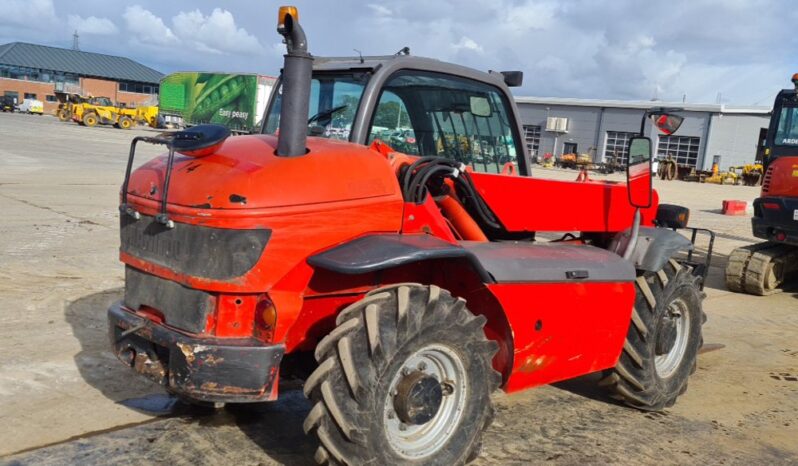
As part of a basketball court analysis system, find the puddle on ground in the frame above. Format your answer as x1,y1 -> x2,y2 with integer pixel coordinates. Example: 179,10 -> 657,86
118,393 -> 180,415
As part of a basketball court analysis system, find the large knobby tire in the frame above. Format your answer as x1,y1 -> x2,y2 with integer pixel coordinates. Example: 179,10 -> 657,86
118,116 -> 133,129
83,112 -> 98,127
601,259 -> 705,411
303,284 -> 500,465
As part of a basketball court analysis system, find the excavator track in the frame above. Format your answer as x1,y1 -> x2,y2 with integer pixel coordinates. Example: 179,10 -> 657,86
726,242 -> 798,295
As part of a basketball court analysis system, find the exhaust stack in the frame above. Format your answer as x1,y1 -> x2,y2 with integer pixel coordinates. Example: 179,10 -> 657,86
276,6 -> 312,157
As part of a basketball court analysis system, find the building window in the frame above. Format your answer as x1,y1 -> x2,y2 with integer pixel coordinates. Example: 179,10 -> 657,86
24,93 -> 37,100
523,125 -> 541,157
658,135 -> 701,167
563,142 -> 578,154
604,131 -> 637,164
119,81 -> 159,94
46,95 -> 57,102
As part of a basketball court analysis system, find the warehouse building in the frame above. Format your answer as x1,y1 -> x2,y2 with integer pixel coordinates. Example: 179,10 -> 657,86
514,97 -> 771,170
0,42 -> 162,114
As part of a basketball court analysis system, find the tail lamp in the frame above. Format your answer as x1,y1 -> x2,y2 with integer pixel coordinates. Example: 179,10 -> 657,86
257,297 -> 278,332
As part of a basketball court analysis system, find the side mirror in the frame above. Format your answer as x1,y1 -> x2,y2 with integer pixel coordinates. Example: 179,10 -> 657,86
500,71 -> 524,87
650,112 -> 684,135
627,136 -> 653,208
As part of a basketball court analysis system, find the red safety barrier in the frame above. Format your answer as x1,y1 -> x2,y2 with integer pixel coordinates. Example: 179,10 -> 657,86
722,200 -> 747,216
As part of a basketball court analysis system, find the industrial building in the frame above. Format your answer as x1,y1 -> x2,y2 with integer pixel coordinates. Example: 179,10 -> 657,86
514,97 -> 771,170
0,42 -> 162,114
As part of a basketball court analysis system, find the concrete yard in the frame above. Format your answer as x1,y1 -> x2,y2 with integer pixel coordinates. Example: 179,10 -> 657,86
1,113 -> 796,465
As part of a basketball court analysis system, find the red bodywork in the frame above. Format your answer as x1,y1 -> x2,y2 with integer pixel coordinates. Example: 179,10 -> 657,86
121,134 -> 656,395
762,156 -> 798,198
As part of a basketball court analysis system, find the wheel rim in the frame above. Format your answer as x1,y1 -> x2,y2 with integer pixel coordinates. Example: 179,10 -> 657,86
383,344 -> 467,459
655,298 -> 690,378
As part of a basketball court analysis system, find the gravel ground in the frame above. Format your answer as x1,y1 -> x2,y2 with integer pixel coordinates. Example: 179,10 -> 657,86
1,113 -> 796,465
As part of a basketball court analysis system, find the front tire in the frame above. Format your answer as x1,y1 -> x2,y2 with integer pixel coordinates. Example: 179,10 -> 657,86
601,260 -> 704,410
303,284 -> 500,465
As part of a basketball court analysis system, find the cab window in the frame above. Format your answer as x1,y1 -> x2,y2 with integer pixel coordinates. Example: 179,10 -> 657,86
264,73 -> 368,141
368,71 -> 520,173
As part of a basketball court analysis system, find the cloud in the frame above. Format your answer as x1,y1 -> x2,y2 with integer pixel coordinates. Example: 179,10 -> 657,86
67,15 -> 118,35
0,0 -> 57,27
504,1 -> 559,32
172,8 -> 262,55
120,6 -> 261,56
123,5 -> 178,46
367,4 -> 393,17
452,36 -> 483,54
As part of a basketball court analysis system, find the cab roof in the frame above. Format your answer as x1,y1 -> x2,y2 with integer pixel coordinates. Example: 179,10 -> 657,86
311,54 -> 509,90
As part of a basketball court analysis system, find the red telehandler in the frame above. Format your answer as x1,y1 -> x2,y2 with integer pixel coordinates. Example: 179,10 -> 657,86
726,74 -> 798,295
109,7 -> 709,464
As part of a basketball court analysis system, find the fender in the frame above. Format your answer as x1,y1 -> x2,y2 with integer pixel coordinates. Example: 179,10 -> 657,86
613,226 -> 693,272
307,234 -> 494,283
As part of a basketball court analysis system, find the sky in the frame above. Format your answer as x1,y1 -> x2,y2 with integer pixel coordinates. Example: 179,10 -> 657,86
1,0 -> 796,106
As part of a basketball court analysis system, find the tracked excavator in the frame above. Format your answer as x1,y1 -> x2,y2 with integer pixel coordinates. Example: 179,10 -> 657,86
726,74 -> 798,295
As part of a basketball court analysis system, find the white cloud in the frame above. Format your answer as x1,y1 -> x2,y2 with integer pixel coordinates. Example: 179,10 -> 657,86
452,36 -> 483,54
119,6 -> 261,56
172,8 -> 262,55
123,5 -> 178,46
504,1 -> 559,32
367,4 -> 393,17
67,15 -> 118,35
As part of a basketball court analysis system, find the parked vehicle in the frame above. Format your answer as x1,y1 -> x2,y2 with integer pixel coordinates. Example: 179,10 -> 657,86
1,95 -> 16,112
17,98 -> 43,115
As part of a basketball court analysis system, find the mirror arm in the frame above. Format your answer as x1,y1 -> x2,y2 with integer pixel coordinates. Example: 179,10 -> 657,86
623,208 -> 641,260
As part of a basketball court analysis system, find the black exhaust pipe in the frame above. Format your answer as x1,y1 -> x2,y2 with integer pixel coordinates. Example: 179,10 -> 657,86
276,9 -> 312,157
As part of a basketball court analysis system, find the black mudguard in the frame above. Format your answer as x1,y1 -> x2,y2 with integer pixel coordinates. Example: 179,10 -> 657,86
614,227 -> 694,272
307,234 -> 493,282
309,234 -> 635,284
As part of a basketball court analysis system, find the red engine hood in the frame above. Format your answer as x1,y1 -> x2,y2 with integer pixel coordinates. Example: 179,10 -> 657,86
126,134 -> 402,211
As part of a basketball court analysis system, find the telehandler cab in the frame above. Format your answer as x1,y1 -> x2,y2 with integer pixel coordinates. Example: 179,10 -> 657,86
109,6 -> 708,464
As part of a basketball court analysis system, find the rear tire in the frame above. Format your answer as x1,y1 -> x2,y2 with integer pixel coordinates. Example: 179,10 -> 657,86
601,260 -> 704,410
303,284 -> 500,465
118,116 -> 133,129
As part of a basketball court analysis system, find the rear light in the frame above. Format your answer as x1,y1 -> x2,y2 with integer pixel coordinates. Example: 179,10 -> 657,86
775,231 -> 787,242
762,202 -> 781,210
255,296 -> 277,341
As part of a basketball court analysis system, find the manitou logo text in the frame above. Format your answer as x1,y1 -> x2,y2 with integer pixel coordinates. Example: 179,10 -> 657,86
123,230 -> 186,259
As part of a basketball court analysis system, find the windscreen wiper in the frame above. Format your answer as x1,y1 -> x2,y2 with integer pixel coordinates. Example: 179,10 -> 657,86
307,104 -> 348,125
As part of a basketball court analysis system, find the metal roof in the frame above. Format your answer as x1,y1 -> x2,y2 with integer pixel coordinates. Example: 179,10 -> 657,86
0,42 -> 163,84
514,96 -> 771,115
